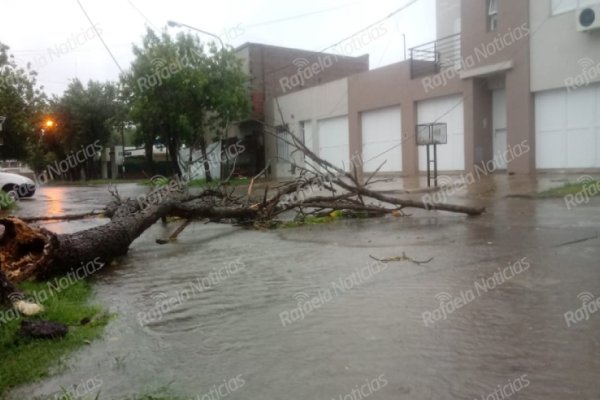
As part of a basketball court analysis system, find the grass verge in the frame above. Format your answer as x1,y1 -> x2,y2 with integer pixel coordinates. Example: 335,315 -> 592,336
537,179 -> 600,198
140,176 -> 249,188
188,177 -> 249,187
0,280 -> 109,396
0,192 -> 17,211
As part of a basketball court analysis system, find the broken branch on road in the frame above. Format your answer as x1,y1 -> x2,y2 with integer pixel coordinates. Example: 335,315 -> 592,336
0,130 -> 483,312
369,253 -> 434,265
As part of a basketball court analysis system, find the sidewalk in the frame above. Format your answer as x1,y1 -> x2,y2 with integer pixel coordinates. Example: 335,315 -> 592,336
336,172 -> 600,200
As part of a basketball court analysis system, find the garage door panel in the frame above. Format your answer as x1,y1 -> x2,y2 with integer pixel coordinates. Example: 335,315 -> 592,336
536,84 -> 600,169
363,141 -> 402,172
567,87 -> 595,128
319,121 -> 348,147
596,86 -> 600,125
567,129 -> 596,168
597,127 -> 600,166
449,135 -> 465,169
536,129 -> 566,169
317,116 -> 349,171
418,95 -> 465,171
361,107 -> 402,172
319,147 -> 346,170
421,132 -> 464,171
536,90 -> 565,132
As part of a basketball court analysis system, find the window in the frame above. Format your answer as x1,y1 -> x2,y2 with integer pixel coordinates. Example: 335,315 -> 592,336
552,0 -> 599,15
488,0 -> 498,31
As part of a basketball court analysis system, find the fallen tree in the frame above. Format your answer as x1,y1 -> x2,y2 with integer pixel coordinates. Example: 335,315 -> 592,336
0,126 -> 485,311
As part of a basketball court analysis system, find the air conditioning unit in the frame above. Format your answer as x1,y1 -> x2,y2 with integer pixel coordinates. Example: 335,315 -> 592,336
577,4 -> 600,32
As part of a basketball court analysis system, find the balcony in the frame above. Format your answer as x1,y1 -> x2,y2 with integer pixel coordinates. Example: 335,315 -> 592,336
409,33 -> 461,79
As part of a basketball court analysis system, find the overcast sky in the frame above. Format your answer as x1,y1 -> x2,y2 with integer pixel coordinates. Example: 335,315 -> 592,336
1,0 -> 435,96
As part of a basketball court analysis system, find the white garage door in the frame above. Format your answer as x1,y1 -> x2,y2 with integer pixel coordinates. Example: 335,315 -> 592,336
361,106 -> 403,172
536,84 -> 600,169
317,116 -> 350,171
417,95 -> 465,171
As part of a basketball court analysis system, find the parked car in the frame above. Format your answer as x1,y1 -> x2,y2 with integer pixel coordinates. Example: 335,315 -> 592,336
0,172 -> 36,198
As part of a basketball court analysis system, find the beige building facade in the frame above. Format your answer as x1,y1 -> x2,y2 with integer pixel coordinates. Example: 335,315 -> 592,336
267,0 -> 600,178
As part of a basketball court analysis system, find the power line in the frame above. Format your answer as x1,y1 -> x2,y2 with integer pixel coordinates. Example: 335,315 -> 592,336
320,0 -> 419,54
271,0 -> 421,168
274,1 -> 564,173
366,1 -> 567,170
75,0 -> 123,73
263,0 -> 421,78
127,0 -> 160,32
245,1 -> 368,29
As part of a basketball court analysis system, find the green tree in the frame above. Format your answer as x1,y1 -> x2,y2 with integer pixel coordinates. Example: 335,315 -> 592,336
50,79 -> 122,179
0,42 -> 46,162
122,28 -> 250,179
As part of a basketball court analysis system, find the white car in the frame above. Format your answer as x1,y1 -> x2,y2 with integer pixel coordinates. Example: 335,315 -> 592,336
0,172 -> 36,198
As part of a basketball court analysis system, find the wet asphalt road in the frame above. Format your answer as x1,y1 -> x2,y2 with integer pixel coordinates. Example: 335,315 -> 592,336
4,176 -> 600,400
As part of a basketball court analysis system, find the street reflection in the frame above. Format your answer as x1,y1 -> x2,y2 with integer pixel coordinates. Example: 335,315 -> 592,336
42,186 -> 66,216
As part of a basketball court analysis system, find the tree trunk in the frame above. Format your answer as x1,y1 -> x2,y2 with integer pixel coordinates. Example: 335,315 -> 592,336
0,194 -> 258,288
0,136 -> 486,307
199,136 -> 213,182
0,203 -> 165,284
167,136 -> 181,176
187,142 -> 193,179
144,138 -> 154,174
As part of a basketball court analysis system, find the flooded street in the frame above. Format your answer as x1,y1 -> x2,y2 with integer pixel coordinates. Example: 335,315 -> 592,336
5,177 -> 600,399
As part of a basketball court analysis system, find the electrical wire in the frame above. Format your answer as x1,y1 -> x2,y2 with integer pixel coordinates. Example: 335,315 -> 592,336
75,0 -> 123,73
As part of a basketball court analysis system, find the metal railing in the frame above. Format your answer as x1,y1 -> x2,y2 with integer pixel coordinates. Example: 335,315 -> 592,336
409,33 -> 461,79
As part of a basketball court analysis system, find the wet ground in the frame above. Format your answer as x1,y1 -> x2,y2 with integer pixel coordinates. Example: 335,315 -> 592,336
4,174 -> 600,399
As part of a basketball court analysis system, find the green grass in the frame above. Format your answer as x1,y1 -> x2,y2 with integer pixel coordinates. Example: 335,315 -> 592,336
282,210 -> 345,228
281,209 -> 378,228
31,391 -> 185,400
0,280 -> 109,396
537,179 -> 600,198
117,394 -> 185,400
141,176 -> 250,188
48,392 -> 185,400
0,192 -> 17,210
188,177 -> 249,187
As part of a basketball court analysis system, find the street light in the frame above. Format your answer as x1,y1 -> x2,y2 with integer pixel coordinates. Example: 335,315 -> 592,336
167,20 -> 225,49
39,117 -> 58,136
